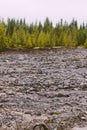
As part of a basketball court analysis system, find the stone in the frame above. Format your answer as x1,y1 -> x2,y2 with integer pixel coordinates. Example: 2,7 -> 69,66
72,127 -> 87,130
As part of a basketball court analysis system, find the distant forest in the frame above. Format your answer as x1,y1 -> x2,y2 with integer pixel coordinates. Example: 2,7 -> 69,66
0,18 -> 87,51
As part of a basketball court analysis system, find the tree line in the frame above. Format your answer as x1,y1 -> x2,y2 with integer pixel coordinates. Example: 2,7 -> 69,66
0,18 -> 87,51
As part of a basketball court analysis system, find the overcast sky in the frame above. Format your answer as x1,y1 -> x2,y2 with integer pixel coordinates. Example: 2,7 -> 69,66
0,0 -> 87,25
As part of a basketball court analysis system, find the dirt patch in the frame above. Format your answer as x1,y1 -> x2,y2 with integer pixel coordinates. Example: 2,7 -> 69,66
0,48 -> 87,130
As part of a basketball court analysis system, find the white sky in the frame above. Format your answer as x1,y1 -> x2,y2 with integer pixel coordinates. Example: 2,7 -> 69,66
0,0 -> 87,25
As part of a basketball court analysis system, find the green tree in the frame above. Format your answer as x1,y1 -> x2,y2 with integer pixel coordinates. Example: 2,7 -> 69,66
11,26 -> 26,48
62,32 -> 73,47
26,33 -> 32,48
43,18 -> 52,33
0,21 -> 8,50
37,31 -> 45,48
51,33 -> 56,47
84,39 -> 87,47
11,27 -> 19,48
6,18 -> 16,36
44,32 -> 50,47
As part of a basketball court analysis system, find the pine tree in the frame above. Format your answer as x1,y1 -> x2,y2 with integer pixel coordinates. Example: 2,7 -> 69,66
84,39 -> 87,47
37,31 -> 45,48
26,33 -> 32,48
11,27 -> 19,48
44,32 -> 50,47
0,21 -> 8,50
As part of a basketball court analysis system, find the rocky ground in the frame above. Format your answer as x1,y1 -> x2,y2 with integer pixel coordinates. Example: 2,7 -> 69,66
0,48 -> 87,130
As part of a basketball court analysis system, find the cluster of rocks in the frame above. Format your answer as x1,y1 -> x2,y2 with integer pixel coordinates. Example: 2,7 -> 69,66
0,48 -> 87,130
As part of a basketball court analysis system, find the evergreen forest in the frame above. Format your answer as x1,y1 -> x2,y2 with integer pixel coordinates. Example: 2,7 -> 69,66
0,18 -> 87,51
